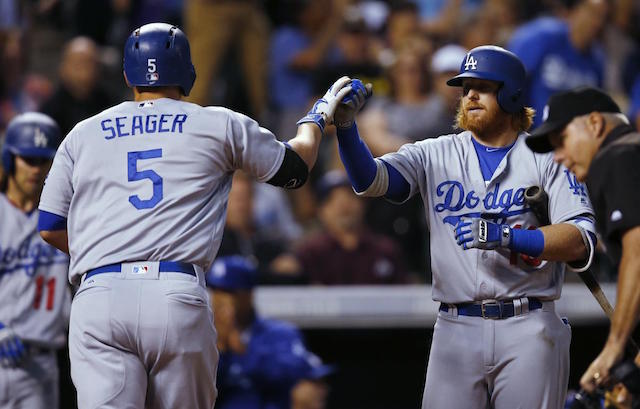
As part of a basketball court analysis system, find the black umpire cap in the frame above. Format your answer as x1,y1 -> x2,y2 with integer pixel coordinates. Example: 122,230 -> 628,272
526,87 -> 621,153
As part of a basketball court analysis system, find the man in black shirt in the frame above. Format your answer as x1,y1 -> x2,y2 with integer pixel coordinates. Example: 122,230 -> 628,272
526,87 -> 640,395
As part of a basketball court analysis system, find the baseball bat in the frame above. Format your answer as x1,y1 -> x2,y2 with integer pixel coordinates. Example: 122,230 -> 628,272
524,186 -> 640,356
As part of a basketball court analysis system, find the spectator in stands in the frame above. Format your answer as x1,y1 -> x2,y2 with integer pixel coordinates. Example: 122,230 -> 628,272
430,43 -> 467,127
358,39 -> 463,155
314,5 -> 383,98
206,256 -> 324,409
296,171 -> 408,285
184,0 -> 269,118
40,36 -> 116,135
268,0 -> 349,138
508,0 -> 608,128
218,171 -> 303,284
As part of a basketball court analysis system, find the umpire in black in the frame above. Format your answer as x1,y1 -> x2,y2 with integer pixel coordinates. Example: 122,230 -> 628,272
526,86 -> 640,395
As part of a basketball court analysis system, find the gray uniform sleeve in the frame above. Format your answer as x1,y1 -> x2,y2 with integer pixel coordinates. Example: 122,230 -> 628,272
379,141 -> 429,203
227,110 -> 286,182
541,154 -> 596,271
541,154 -> 593,223
39,132 -> 75,218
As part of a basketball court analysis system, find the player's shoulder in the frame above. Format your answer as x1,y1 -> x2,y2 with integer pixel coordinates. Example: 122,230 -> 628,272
510,17 -> 566,46
594,132 -> 640,170
65,101 -> 133,138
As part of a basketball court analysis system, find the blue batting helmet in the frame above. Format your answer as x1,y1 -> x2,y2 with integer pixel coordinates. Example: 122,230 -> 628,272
446,45 -> 526,113
123,23 -> 196,96
205,256 -> 258,291
2,112 -> 61,174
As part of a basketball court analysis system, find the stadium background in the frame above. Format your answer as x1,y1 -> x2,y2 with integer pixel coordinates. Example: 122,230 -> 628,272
1,0 -> 639,408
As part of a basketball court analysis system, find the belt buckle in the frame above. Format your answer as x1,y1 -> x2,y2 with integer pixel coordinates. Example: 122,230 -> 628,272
481,299 -> 502,319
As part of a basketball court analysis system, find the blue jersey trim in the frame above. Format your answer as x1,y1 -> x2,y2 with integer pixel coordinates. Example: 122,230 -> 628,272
38,210 -> 67,231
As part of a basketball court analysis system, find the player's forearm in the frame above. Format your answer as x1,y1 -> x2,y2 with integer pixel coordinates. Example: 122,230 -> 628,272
39,230 -> 69,254
607,228 -> 640,349
538,223 -> 587,261
288,123 -> 323,170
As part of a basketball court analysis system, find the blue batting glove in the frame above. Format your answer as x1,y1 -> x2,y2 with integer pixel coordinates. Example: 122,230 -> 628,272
297,76 -> 354,134
334,79 -> 373,129
0,322 -> 26,368
454,217 -> 512,250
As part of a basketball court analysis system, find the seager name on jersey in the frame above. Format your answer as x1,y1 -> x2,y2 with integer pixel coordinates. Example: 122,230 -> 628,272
101,114 -> 188,140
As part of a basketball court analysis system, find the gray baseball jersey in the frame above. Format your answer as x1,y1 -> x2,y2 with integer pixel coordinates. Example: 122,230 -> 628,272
39,98 -> 285,284
378,130 -> 595,409
0,194 -> 70,409
0,194 -> 70,347
38,98 -> 287,409
380,131 -> 595,303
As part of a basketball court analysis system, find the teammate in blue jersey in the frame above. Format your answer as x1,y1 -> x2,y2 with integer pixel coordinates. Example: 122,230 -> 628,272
206,256 -> 330,409
36,22 -> 353,409
507,0 -> 607,128
0,113 -> 70,409
334,46 -> 598,409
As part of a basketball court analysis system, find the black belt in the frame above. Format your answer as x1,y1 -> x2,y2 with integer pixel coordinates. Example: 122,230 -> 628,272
439,297 -> 543,319
85,261 -> 196,280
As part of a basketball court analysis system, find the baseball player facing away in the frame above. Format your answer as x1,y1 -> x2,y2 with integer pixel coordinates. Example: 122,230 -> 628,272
334,46 -> 597,409
0,113 -> 70,409
37,23 -> 354,409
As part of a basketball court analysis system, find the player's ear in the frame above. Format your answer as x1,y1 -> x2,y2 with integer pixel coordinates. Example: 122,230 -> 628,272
587,112 -> 606,140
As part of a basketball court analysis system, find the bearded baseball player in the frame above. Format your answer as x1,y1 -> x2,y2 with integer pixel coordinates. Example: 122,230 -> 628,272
37,23 -> 353,409
335,46 -> 597,408
0,113 -> 70,409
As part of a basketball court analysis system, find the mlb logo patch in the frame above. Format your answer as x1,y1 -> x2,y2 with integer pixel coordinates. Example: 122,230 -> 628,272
132,265 -> 149,274
146,72 -> 159,82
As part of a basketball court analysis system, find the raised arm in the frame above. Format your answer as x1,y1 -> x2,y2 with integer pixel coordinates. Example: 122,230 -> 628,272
333,80 -> 410,202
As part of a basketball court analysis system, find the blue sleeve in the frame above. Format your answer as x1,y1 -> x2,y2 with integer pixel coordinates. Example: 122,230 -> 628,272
38,210 -> 67,231
336,123 -> 410,201
336,123 -> 377,192
382,160 -> 411,202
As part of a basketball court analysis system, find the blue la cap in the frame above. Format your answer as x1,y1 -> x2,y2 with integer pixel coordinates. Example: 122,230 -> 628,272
205,256 -> 258,291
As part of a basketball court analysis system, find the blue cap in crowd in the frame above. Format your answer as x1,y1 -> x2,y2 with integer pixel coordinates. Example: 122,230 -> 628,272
205,256 -> 258,291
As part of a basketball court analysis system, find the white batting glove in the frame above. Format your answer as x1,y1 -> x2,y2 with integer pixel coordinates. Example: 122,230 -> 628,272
455,217 -> 511,250
334,79 -> 373,129
297,76 -> 354,134
0,322 -> 27,368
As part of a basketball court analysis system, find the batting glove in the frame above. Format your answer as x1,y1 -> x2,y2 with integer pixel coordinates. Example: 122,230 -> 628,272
455,217 -> 511,250
334,79 -> 373,129
0,322 -> 26,368
297,76 -> 354,134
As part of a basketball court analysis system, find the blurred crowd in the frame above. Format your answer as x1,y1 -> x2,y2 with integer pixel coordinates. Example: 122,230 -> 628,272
1,0 -> 639,285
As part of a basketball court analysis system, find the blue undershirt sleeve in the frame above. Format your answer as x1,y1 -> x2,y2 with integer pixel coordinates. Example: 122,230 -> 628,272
336,123 -> 410,201
382,160 -> 411,202
38,210 -> 67,231
336,123 -> 377,192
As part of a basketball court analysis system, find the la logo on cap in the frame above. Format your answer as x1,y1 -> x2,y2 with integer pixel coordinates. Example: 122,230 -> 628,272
542,105 -> 550,122
464,54 -> 478,71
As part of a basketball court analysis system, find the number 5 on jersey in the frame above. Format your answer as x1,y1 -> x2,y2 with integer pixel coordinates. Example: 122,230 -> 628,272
128,149 -> 163,209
